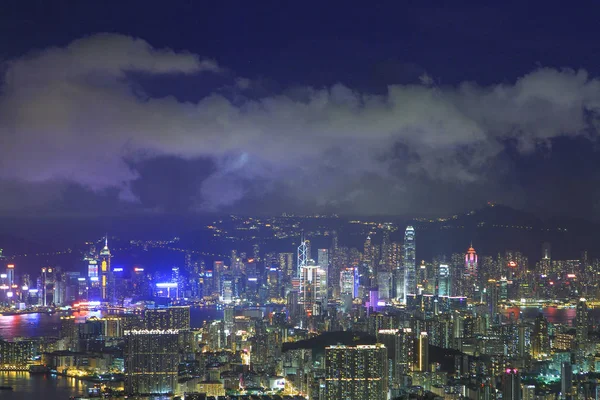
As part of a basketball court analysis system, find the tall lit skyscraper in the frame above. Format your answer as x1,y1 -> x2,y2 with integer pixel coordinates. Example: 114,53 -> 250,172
437,264 -> 450,297
6,264 -> 14,286
377,271 -> 392,300
378,328 -> 414,389
502,368 -> 521,400
99,237 -> 112,302
403,226 -> 416,302
124,329 -> 180,395
465,244 -> 478,278
325,344 -> 388,400
576,298 -> 589,343
297,233 -> 308,278
416,332 -> 429,372
363,236 -> 373,272
278,252 -> 294,281
317,247 -> 329,266
300,264 -> 327,315
561,362 -> 573,400
340,267 -> 359,298
381,228 -> 391,271
531,314 -> 550,359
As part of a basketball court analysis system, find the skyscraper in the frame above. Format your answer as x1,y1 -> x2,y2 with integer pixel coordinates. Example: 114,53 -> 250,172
437,264 -> 450,297
363,236 -> 373,273
297,233 -> 308,278
502,368 -> 521,400
576,298 -> 589,343
416,332 -> 429,372
377,271 -> 392,300
145,306 -> 191,330
561,362 -> 573,400
318,249 -> 330,272
124,329 -> 180,395
325,344 -> 388,400
403,226 -> 416,302
300,264 -> 327,315
99,237 -> 112,302
340,267 -> 359,298
377,329 -> 414,389
531,314 -> 550,359
465,244 -> 478,278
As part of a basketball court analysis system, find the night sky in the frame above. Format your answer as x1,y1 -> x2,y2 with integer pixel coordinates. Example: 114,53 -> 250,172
1,1 -> 600,218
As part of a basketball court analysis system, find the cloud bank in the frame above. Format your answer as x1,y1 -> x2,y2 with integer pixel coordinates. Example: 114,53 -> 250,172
1,34 -> 599,216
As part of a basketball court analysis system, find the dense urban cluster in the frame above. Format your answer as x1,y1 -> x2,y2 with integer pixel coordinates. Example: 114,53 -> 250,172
0,224 -> 598,400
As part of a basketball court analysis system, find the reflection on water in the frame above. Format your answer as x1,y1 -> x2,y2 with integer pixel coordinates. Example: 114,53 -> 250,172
0,371 -> 87,400
0,307 -> 225,397
0,307 -> 223,341
503,306 -> 598,326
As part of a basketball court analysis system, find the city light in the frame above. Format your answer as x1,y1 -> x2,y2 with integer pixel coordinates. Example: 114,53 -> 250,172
156,282 -> 178,288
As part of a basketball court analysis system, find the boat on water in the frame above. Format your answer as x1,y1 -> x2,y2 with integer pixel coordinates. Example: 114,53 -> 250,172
0,386 -> 14,390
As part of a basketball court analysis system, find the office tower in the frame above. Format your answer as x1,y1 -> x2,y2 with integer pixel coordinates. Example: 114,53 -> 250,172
6,264 -> 14,286
124,329 -> 180,395
576,298 -> 589,343
278,252 -> 294,281
417,261 -> 428,292
267,267 -> 281,299
465,244 -> 478,278
378,329 -> 414,388
381,228 -> 391,271
403,226 -> 416,302
145,306 -> 190,330
502,368 -> 521,400
437,264 -> 450,297
561,362 -> 573,400
340,267 -> 358,298
377,271 -> 392,300
85,246 -> 99,279
487,279 -> 499,322
330,231 -> 341,294
40,267 -> 55,307
531,314 -> 550,359
305,240 -> 312,262
132,267 -> 148,298
363,236 -> 374,272
416,332 -> 429,372
325,344 -> 388,400
394,267 -> 404,301
301,264 -> 326,315
99,237 -> 112,302
318,249 -> 330,272
297,233 -> 308,278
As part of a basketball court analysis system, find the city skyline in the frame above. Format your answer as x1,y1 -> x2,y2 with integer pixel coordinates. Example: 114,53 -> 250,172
2,2 -> 600,399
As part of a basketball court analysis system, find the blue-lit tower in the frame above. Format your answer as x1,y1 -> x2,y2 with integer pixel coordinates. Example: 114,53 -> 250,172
403,226 -> 416,303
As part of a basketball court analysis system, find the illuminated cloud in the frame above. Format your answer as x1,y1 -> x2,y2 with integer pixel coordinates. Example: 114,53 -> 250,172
0,34 -> 599,215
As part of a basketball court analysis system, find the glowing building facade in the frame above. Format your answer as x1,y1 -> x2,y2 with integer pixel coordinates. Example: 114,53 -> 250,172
403,226 -> 416,302
124,329 -> 180,395
325,344 -> 388,400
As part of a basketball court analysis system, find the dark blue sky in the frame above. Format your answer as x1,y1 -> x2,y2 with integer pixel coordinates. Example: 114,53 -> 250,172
3,1 -> 599,90
1,1 -> 600,219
